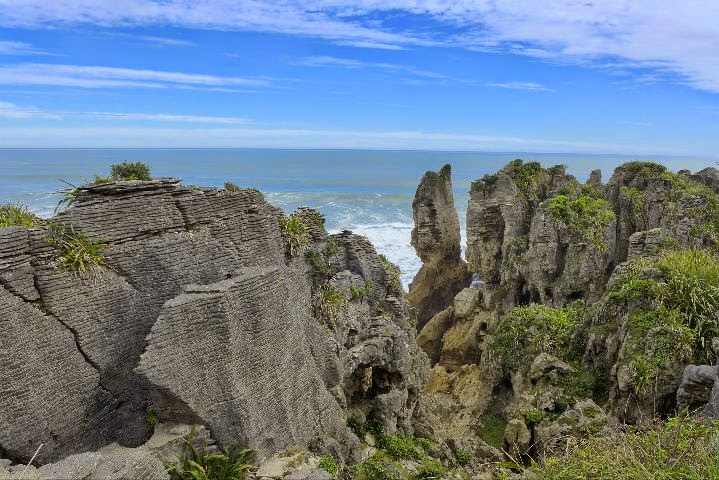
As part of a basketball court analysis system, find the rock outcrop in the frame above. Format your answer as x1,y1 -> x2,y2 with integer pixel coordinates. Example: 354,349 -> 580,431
413,160 -> 719,455
0,178 -> 429,468
407,165 -> 470,330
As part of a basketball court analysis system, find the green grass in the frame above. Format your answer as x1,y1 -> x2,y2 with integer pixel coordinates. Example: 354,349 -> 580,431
529,415 -> 719,479
350,282 -> 373,301
476,414 -> 507,450
45,223 -> 109,277
279,213 -> 310,257
548,193 -> 615,250
166,429 -> 254,480
491,303 -> 584,369
317,455 -> 339,477
0,204 -> 42,228
110,161 -> 152,181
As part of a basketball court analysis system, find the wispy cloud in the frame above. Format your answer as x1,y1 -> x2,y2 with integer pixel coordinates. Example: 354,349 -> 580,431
0,1 -> 715,92
0,125 -> 689,156
105,32 -> 197,47
298,55 -> 445,79
0,63 -> 270,90
486,82 -> 551,92
0,100 -> 60,119
0,40 -> 50,56
333,40 -> 405,50
0,100 -> 252,124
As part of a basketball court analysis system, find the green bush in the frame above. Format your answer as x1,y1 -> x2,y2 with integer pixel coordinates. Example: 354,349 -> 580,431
507,159 -> 544,202
279,214 -> 310,257
548,193 -> 615,250
529,415 -> 719,479
45,223 -> 109,278
110,161 -> 151,181
350,282 -> 373,301
317,455 -> 339,477
315,284 -> 346,322
167,429 -> 254,480
491,303 -> 584,369
521,408 -> 544,426
0,204 -> 42,228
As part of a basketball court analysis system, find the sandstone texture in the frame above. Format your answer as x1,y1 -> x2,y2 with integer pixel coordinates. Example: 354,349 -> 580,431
406,165 -> 470,330
0,178 -> 429,472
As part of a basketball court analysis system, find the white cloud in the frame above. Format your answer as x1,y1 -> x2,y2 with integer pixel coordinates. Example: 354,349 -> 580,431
80,111 -> 250,124
106,33 -> 196,47
0,100 -> 60,118
0,1 -> 715,92
486,82 -> 551,92
0,124 -> 691,156
0,63 -> 270,89
0,40 -> 49,55
298,55 -> 445,79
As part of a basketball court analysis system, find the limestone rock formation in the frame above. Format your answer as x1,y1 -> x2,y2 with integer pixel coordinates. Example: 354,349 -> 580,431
0,178 -> 429,469
407,165 -> 471,330
414,160 -> 719,454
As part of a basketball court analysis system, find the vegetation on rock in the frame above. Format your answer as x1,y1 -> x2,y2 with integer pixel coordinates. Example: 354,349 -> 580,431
279,213 -> 310,257
110,161 -> 152,181
45,223 -> 109,277
379,254 -> 402,291
167,429 -> 254,480
315,283 -> 346,322
491,302 -> 585,369
548,193 -> 615,250
0,204 -> 42,228
529,415 -> 719,479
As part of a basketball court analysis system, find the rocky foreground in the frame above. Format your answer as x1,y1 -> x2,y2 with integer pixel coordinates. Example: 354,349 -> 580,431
2,160 -> 719,479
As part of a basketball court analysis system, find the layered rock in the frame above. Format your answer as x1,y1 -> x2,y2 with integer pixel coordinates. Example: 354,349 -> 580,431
407,165 -> 470,330
0,178 -> 429,467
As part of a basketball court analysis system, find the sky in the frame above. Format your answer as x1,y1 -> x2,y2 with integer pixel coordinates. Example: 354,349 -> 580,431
0,0 -> 717,156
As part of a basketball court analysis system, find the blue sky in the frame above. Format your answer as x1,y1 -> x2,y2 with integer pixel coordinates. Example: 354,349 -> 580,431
0,1 -> 717,156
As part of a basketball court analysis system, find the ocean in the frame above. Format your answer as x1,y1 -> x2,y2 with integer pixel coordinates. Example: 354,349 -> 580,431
1,148 -> 714,287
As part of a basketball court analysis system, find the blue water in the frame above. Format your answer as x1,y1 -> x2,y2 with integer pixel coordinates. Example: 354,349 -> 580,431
1,148 -> 714,286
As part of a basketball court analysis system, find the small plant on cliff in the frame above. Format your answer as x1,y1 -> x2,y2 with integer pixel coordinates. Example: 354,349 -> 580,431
350,281 -> 373,301
0,204 -> 42,228
315,284 -> 346,322
167,429 -> 254,480
547,194 -> 615,250
45,223 -> 109,278
491,303 -> 584,369
528,415 -> 719,479
224,181 -> 241,192
379,254 -> 402,291
317,455 -> 339,477
110,161 -> 152,181
279,213 -> 310,257
93,175 -> 113,184
507,159 -> 544,202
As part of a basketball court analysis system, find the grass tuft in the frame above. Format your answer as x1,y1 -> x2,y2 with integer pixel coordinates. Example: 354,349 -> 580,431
0,204 -> 42,229
167,428 -> 254,480
279,213 -> 310,257
45,223 -> 109,278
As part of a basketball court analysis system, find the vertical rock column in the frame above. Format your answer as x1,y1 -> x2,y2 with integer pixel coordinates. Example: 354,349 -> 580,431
407,164 -> 471,330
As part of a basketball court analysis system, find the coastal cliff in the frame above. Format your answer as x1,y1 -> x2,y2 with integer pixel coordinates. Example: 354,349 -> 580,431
1,178 -> 429,478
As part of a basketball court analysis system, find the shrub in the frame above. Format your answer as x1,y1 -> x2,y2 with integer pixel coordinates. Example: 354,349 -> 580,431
317,455 -> 339,477
315,284 -> 346,322
93,175 -> 113,184
454,449 -> 473,467
529,415 -> 719,479
491,303 -> 584,369
521,408 -> 544,426
548,194 -> 615,250
305,238 -> 339,278
350,282 -> 373,301
110,161 -> 151,181
167,429 -> 254,480
45,223 -> 108,278
279,214 -> 310,257
0,204 -> 42,228
379,254 -> 402,291
507,159 -> 544,202
224,181 -> 241,192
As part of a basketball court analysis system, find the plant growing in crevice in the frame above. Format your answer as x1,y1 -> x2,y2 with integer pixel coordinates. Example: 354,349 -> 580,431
110,161 -> 152,181
620,186 -> 646,226
166,428 -> 254,480
45,222 -> 109,278
224,181 -> 241,192
279,213 -> 310,257
350,281 -> 373,301
315,284 -> 346,322
317,455 -> 339,477
379,254 -> 402,291
0,204 -> 42,229
305,238 -> 340,279
547,194 -> 615,250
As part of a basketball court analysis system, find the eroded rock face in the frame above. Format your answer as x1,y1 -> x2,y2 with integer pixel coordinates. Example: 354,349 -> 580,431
407,165 -> 471,330
0,179 -> 429,466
